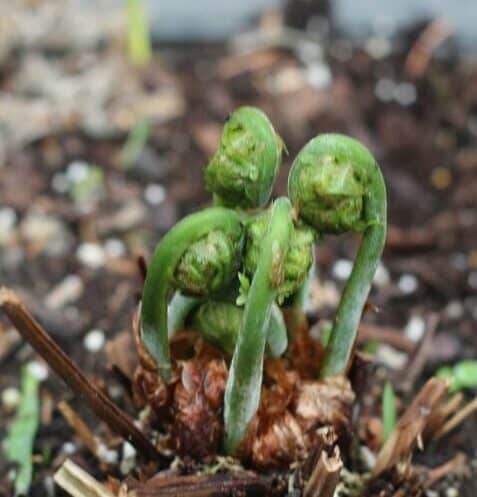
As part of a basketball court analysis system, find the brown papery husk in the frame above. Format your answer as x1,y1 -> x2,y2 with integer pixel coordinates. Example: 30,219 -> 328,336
132,310 -> 355,468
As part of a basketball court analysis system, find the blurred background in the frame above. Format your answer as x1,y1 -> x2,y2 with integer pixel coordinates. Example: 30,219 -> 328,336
0,1 -> 476,495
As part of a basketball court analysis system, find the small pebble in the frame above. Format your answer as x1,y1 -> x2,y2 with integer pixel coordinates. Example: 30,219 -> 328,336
296,40 -> 323,63
376,344 -> 408,370
51,172 -> 69,194
267,66 -> 305,94
332,259 -> 353,281
450,252 -> 468,271
468,249 -> 477,268
404,315 -> 426,342
83,329 -> 105,353
144,183 -> 166,206
43,475 -> 55,497
104,238 -> 126,258
305,62 -> 332,89
431,166 -> 452,190
45,274 -> 84,309
464,296 -> 477,321
20,212 -> 64,243
61,442 -> 76,455
76,242 -> 106,268
27,360 -> 49,381
2,247 -> 24,270
445,300 -> 464,320
375,78 -> 395,102
329,39 -> 353,62
468,271 -> 477,290
107,200 -> 146,232
394,82 -> 417,106
96,443 -> 118,464
109,385 -> 122,400
359,445 -> 376,470
0,208 -> 17,246
20,212 -> 72,256
373,262 -> 390,288
120,441 -> 137,475
1,387 -> 20,410
307,279 -> 339,313
398,273 -> 418,294
468,115 -> 477,136
365,36 -> 391,59
66,160 -> 89,183
122,441 -> 136,459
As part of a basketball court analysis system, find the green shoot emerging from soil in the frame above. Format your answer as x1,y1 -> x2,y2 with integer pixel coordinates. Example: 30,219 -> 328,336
4,365 -> 40,496
126,0 -> 152,66
382,381 -> 397,444
140,107 -> 387,455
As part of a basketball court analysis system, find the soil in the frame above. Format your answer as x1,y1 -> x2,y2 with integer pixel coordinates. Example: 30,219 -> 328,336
0,7 -> 476,497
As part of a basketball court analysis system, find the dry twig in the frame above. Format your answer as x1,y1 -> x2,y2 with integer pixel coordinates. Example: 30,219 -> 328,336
404,20 -> 454,79
358,324 -> 415,353
433,396 -> 477,440
373,377 -> 449,477
58,400 -> 99,456
425,392 -> 464,439
0,287 -> 159,461
397,313 -> 439,393
424,453 -> 467,488
386,225 -> 436,253
129,472 -> 274,497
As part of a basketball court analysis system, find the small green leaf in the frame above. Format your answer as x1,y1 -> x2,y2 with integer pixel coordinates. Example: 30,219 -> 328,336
236,272 -> 250,307
126,0 -> 152,66
363,339 -> 379,355
120,119 -> 151,169
319,322 -> 333,346
382,381 -> 396,444
437,360 -> 477,393
4,365 -> 41,496
454,360 -> 477,390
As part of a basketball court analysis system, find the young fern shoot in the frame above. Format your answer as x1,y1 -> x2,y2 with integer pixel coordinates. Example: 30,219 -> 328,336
139,109 -> 388,459
140,207 -> 243,381
189,300 -> 287,357
223,197 -> 293,455
205,106 -> 284,209
288,134 -> 387,377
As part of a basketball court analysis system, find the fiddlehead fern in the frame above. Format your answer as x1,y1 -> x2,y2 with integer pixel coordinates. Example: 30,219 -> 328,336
189,300 -> 287,357
205,106 -> 284,209
223,197 -> 293,455
141,207 -> 244,381
288,134 -> 387,377
243,211 -> 316,305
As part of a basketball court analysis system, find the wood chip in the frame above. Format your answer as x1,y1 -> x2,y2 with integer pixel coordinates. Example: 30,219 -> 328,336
54,458 -> 116,497
303,445 -> 343,497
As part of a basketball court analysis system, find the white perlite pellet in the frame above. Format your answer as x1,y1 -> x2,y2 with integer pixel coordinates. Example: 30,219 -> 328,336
83,329 -> 105,353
